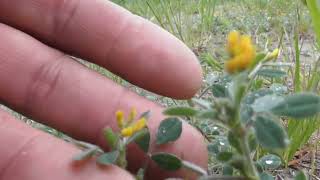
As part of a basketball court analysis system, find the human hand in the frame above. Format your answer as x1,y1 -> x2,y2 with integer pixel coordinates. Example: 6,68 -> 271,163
0,0 -> 207,179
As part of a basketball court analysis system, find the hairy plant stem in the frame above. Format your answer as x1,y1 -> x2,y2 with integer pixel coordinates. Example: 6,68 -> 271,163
118,140 -> 127,168
239,129 -> 259,180
231,78 -> 259,180
229,114 -> 259,179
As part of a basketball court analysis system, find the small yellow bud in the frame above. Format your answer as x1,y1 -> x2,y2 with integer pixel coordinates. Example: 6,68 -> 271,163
239,35 -> 252,52
128,107 -> 137,123
121,127 -> 134,137
269,48 -> 280,59
239,50 -> 255,69
132,118 -> 147,132
238,56 -> 250,70
116,110 -> 124,128
225,58 -> 239,74
227,31 -> 240,56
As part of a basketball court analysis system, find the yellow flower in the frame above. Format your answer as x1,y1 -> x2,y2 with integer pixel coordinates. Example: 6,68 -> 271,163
132,118 -> 147,132
225,31 -> 256,74
128,107 -> 137,123
227,31 -> 241,56
121,126 -> 134,137
115,108 -> 147,137
116,110 -> 124,128
225,57 -> 240,74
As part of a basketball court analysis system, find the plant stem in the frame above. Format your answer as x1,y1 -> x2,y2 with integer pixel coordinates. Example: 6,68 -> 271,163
230,73 -> 259,179
118,140 -> 127,168
248,62 -> 263,79
239,129 -> 259,180
182,160 -> 208,176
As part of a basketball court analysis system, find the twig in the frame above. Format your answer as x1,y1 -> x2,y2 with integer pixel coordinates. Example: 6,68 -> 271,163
199,86 -> 212,98
182,161 -> 208,176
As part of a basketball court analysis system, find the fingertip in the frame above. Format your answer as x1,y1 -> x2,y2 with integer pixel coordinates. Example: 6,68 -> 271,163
108,15 -> 203,99
171,50 -> 203,99
0,108 -> 135,180
142,20 -> 204,99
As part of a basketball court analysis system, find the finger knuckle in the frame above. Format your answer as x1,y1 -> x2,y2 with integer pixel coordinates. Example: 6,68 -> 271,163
24,54 -> 66,114
52,0 -> 80,39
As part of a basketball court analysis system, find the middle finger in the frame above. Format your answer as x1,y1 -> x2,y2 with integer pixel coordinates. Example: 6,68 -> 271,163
0,23 -> 208,178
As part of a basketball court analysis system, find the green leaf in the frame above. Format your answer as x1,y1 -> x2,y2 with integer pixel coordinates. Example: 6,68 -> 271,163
270,83 -> 288,95
222,165 -> 233,175
151,153 -> 182,171
251,53 -> 267,67
73,147 -> 99,161
241,89 -> 274,123
209,137 -> 230,154
156,118 -> 182,145
126,128 -> 150,153
192,98 -> 212,109
97,151 -> 119,165
211,84 -> 228,97
257,69 -> 287,78
251,95 -> 284,113
240,104 -> 254,124
216,152 -> 233,162
260,172 -> 274,180
255,162 -> 263,173
271,93 -> 320,118
228,132 -> 242,153
163,107 -> 198,117
197,121 -> 220,135
258,154 -> 282,170
294,171 -> 308,180
207,143 -> 219,154
243,89 -> 274,105
228,156 -> 246,175
253,113 -> 289,150
196,110 -> 217,119
103,127 -> 119,150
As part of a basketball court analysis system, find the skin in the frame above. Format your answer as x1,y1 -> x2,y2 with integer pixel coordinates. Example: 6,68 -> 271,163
0,0 -> 208,179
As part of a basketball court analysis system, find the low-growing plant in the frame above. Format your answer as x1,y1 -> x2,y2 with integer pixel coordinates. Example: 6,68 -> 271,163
162,31 -> 320,179
73,108 -> 208,179
73,31 -> 320,180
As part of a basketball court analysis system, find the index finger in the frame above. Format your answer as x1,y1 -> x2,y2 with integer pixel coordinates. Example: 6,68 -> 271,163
0,0 -> 202,99
0,109 -> 134,180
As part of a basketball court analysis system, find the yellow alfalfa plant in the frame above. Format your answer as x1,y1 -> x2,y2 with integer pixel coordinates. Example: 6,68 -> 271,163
164,31 -> 319,179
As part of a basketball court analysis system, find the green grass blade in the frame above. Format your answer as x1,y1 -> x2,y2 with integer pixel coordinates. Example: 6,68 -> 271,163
306,0 -> 320,47
285,116 -> 320,165
294,29 -> 301,92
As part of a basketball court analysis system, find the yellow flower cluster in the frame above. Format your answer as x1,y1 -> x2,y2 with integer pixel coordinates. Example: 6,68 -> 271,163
116,108 -> 147,137
225,31 -> 256,74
